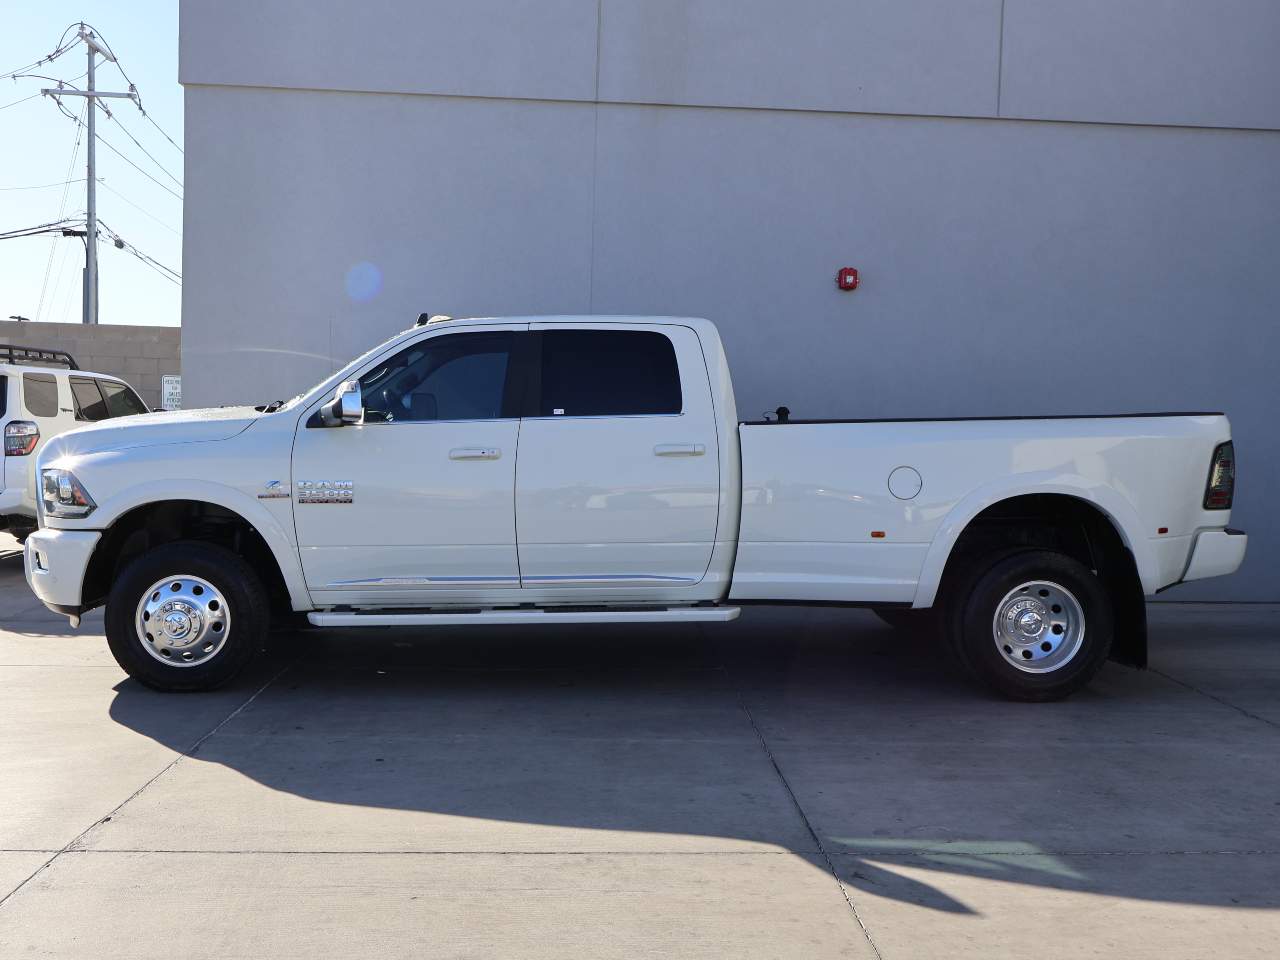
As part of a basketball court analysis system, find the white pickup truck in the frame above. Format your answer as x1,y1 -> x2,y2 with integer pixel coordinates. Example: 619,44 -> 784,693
24,316 -> 1245,700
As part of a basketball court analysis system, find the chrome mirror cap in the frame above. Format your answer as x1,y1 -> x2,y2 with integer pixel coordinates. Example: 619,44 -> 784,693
320,380 -> 363,427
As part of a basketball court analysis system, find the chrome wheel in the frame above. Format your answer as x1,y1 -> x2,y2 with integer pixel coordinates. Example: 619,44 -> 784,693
992,579 -> 1085,674
135,575 -> 231,668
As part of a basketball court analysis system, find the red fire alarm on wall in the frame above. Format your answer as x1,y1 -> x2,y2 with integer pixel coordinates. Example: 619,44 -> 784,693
836,267 -> 859,291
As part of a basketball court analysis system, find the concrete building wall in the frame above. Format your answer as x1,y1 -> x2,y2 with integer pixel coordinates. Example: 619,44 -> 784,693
0,320 -> 179,410
178,1 -> 1280,599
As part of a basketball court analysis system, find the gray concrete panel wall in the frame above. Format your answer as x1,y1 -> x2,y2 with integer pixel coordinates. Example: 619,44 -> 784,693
181,86 -> 596,401
179,2 -> 1280,599
179,0 -> 599,102
1001,0 -> 1280,129
597,0 -> 1003,117
181,0 -> 1280,131
0,320 -> 179,410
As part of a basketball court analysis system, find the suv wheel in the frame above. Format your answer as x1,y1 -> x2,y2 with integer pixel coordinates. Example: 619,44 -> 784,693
945,549 -> 1113,701
105,541 -> 267,691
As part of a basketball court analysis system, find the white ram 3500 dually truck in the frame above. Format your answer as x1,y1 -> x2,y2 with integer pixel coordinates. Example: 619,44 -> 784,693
24,316 -> 1246,700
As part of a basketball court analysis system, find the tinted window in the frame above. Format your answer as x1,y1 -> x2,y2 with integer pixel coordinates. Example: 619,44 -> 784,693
100,380 -> 148,417
360,331 -> 514,423
22,374 -> 59,418
538,330 -> 681,417
0,375 -> 6,418
71,377 -> 109,422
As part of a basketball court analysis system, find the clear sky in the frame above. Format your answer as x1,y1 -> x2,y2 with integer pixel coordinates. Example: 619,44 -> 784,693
0,1 -> 182,327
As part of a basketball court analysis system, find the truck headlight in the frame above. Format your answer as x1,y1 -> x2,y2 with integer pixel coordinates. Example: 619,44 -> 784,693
40,468 -> 97,519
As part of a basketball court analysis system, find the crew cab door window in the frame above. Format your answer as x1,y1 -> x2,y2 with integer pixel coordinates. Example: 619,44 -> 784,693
360,331 -> 516,423
538,330 -> 681,417
100,380 -> 149,417
70,377 -> 109,422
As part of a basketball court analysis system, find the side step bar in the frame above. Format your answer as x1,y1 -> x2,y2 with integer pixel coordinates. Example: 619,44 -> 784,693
307,606 -> 741,628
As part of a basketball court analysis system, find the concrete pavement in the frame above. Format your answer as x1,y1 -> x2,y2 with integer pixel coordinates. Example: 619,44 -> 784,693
1,531 -> 1277,957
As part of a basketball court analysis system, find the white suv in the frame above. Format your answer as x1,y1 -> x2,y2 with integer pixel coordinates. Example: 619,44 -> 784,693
2,346 -> 149,540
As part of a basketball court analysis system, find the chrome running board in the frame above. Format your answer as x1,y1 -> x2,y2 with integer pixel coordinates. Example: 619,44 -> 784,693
307,606 -> 741,628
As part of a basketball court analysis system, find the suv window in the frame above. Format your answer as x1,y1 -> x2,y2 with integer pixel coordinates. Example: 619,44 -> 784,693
359,331 -> 515,423
0,375 -> 6,419
70,377 -> 109,422
100,380 -> 148,417
538,330 -> 681,417
22,373 -> 59,418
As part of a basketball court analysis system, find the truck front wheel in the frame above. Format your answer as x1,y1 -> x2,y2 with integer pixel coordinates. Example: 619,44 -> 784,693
946,549 -> 1114,702
105,541 -> 267,691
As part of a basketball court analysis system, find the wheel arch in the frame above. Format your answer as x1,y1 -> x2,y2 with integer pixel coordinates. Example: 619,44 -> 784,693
81,497 -> 310,615
915,483 -> 1150,668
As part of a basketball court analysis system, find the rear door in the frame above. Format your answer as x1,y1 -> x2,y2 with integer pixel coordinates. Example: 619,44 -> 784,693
514,323 -> 721,590
69,376 -> 111,424
70,376 -> 148,421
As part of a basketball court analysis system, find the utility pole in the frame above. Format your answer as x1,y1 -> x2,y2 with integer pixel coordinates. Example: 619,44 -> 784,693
41,26 -> 135,324
84,29 -> 98,326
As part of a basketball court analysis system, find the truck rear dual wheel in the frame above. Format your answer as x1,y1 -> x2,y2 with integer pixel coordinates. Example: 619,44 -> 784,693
945,549 -> 1114,702
105,541 -> 267,692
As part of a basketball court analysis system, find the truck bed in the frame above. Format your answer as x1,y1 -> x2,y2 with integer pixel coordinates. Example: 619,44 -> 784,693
730,413 -> 1233,605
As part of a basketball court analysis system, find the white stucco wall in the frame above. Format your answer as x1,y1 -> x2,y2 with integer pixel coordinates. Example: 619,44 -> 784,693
179,1 -> 1280,599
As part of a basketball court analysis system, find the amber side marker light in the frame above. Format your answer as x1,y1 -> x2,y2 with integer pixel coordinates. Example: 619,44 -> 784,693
871,531 -> 886,539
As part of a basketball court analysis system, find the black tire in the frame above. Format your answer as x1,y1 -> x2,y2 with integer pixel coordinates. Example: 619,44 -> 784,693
872,607 -> 939,634
105,541 -> 267,691
944,549 -> 1113,702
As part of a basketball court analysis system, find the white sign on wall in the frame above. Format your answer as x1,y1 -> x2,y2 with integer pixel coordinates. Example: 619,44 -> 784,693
161,375 -> 182,411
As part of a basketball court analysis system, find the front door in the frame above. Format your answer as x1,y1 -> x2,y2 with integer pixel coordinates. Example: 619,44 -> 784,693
292,327 -> 525,605
514,323 -> 721,592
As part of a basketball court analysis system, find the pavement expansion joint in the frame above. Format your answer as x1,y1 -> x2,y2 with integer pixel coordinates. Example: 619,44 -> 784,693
0,657 -> 299,911
1151,667 -> 1280,729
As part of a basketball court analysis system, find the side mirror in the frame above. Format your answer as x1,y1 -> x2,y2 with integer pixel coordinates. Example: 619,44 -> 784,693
319,380 -> 364,427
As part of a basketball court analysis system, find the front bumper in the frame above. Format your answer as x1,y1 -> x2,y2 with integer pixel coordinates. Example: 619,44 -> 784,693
1183,528 -> 1248,583
24,527 -> 101,614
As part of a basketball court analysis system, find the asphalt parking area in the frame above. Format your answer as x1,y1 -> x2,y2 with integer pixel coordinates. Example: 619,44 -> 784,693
1,531 -> 1278,958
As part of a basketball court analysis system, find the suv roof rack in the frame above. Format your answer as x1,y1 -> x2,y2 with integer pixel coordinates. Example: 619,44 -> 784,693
0,345 -> 79,370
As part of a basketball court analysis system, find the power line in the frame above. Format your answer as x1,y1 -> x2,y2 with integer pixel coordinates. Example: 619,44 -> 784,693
50,95 -> 183,201
97,103 -> 183,188
98,220 -> 182,285
0,91 -> 41,111
0,218 -> 85,241
9,69 -> 88,85
97,179 -> 181,236
0,178 -> 90,192
81,21 -> 184,157
94,128 -> 184,201
139,111 -> 184,156
0,30 -> 83,81
36,99 -> 87,322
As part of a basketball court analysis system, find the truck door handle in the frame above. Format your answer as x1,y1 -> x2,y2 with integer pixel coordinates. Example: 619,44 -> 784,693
449,447 -> 501,461
654,443 -> 706,457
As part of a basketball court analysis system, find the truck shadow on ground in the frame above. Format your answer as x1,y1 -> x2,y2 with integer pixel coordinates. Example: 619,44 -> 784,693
104,607 -> 1280,916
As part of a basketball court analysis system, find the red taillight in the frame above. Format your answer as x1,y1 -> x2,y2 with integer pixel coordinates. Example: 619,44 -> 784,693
3,421 -> 39,456
1203,441 -> 1235,510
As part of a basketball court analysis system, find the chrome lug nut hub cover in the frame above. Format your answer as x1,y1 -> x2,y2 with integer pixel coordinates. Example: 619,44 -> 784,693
992,580 -> 1085,674
136,575 -> 231,668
